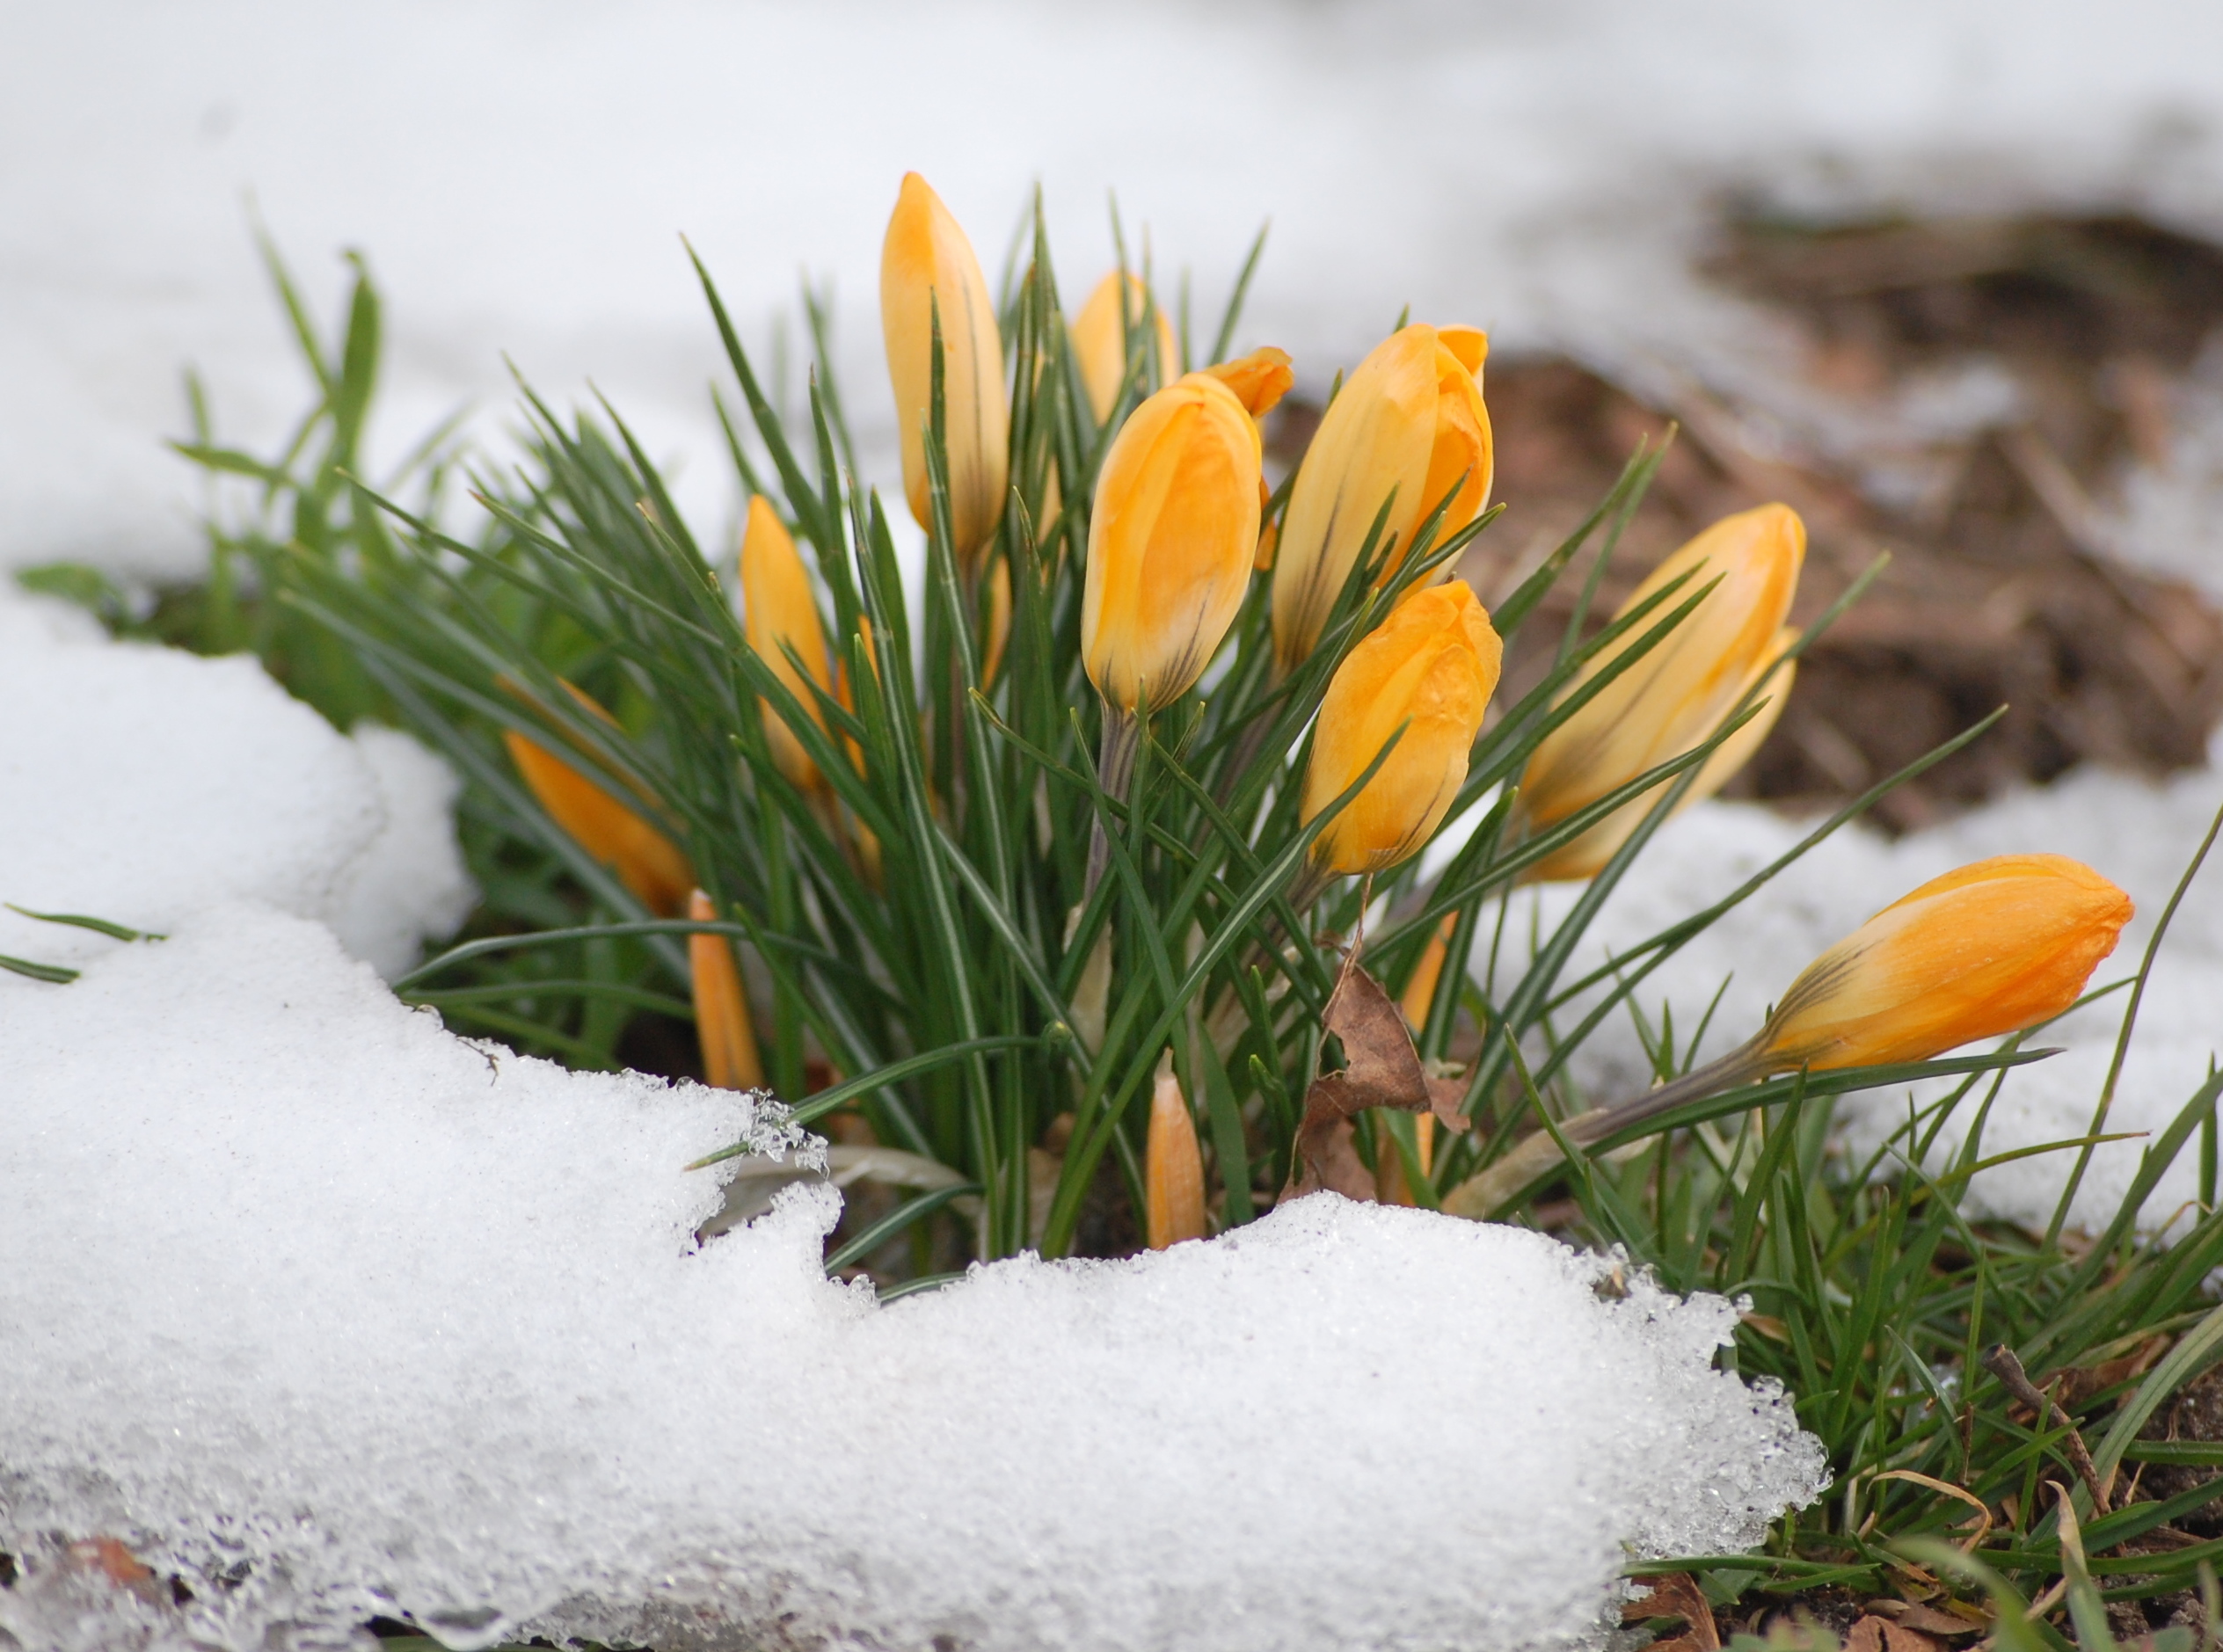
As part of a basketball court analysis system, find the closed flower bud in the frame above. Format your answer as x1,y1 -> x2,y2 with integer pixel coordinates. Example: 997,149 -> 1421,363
1082,373 -> 1264,713
689,889 -> 764,1091
503,683 -> 694,916
1301,581 -> 1502,883
881,172 -> 1010,566
1145,1066 -> 1208,1248
1071,271 -> 1181,426
1521,504 -> 1805,882
1203,346 -> 1294,420
1272,324 -> 1491,673
738,495 -> 835,792
1759,855 -> 2133,1072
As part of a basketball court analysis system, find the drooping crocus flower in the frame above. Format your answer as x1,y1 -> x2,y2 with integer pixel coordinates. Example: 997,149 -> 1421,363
503,682 -> 694,916
1082,372 -> 1264,716
1520,504 -> 1804,881
1271,324 -> 1491,673
1440,853 -> 2133,1219
738,495 -> 834,793
1298,580 -> 1502,891
689,888 -> 764,1091
1070,271 -> 1182,426
1145,1066 -> 1208,1248
1755,855 -> 2134,1072
881,171 -> 1009,569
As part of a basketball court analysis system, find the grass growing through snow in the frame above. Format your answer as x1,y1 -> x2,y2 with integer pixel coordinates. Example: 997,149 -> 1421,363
22,207 -> 2223,1648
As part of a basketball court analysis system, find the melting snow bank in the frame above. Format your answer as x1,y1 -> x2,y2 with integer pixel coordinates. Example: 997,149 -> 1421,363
0,901 -> 1826,1652
0,586 -> 472,979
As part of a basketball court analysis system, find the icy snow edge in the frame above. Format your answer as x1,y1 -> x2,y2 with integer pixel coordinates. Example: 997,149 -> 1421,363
0,901 -> 1824,1652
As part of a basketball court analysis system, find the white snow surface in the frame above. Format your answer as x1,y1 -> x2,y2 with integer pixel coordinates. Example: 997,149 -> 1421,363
1532,751 -> 2223,1234
0,582 -> 473,980
8,0 -> 2223,594
0,900 -> 1826,1652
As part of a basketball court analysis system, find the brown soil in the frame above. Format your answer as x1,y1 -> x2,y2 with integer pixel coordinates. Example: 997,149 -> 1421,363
1268,212 -> 2223,831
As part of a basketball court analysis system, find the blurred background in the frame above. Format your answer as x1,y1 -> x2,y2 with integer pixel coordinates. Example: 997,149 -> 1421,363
9,0 -> 2223,824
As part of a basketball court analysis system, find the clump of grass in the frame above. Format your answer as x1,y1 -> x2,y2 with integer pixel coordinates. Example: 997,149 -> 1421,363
30,193 -> 2223,1646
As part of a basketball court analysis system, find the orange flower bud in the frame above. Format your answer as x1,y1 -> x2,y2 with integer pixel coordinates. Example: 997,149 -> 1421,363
881,172 -> 1009,566
1759,855 -> 2133,1072
1145,1066 -> 1208,1248
1272,324 -> 1491,673
981,555 -> 1012,687
1301,581 -> 1502,881
1082,373 -> 1263,713
502,683 -> 694,916
689,889 -> 765,1091
1070,271 -> 1181,426
1203,346 -> 1294,420
1521,505 -> 1805,882
738,495 -> 835,793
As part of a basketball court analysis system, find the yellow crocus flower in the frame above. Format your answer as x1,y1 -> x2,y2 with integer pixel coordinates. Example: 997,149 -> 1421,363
688,888 -> 765,1091
1070,271 -> 1181,426
1520,504 -> 1806,882
1758,855 -> 2132,1072
1272,324 -> 1491,673
502,682 -> 694,917
1442,853 -> 2132,1219
880,172 -> 1009,570
738,495 -> 835,794
1145,1066 -> 1208,1248
1081,373 -> 1263,715
1299,580 -> 1502,890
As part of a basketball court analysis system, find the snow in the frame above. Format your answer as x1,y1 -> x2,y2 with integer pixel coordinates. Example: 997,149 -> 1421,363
0,581 -> 473,981
1537,750 -> 2223,1234
8,1 -> 2223,589
0,899 -> 1825,1652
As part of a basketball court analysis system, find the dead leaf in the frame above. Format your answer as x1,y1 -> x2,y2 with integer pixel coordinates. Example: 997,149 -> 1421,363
1845,1613 -> 1955,1652
1622,1573 -> 1720,1652
1867,1599 -> 1986,1638
1278,961 -> 1469,1204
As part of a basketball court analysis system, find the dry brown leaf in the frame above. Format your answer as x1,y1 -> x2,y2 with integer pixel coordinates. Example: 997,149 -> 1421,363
1278,961 -> 1469,1204
1868,1600 -> 1987,1638
1622,1573 -> 1721,1652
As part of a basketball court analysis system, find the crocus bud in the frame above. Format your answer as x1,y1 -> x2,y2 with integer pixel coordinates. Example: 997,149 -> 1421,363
1145,1066 -> 1208,1248
1300,581 -> 1502,884
1272,324 -> 1491,673
503,683 -> 694,916
1759,855 -> 2133,1072
981,556 -> 1012,687
689,889 -> 764,1091
1082,373 -> 1264,713
1440,853 -> 2132,1220
1203,346 -> 1294,420
1071,271 -> 1181,426
738,495 -> 835,793
881,172 -> 1010,567
1520,505 -> 1805,882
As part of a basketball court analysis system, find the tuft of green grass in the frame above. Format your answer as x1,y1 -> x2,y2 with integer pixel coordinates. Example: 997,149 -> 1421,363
28,199 -> 2223,1644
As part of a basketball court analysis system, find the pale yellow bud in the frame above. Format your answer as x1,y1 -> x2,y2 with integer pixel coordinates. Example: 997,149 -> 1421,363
1521,505 -> 1805,882
738,495 -> 834,793
689,889 -> 764,1091
1070,272 -> 1181,426
881,172 -> 1010,567
1082,374 -> 1263,712
1145,1066 -> 1208,1248
1272,324 -> 1491,673
1301,581 -> 1502,881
